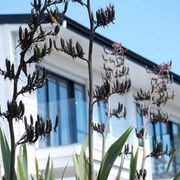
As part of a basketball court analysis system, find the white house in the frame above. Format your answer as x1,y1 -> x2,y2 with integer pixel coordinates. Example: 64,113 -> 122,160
0,14 -> 180,180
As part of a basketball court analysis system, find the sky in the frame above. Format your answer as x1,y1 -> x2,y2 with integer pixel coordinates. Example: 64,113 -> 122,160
0,0 -> 179,75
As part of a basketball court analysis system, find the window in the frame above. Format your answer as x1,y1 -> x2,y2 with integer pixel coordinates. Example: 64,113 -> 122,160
136,104 -> 144,146
149,121 -> 180,179
172,122 -> 180,173
37,71 -> 87,147
93,100 -> 107,126
135,105 -> 180,178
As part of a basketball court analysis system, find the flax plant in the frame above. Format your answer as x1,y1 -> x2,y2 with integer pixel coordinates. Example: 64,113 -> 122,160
0,0 -> 68,179
54,0 -> 116,178
134,62 -> 175,179
93,43 -> 131,159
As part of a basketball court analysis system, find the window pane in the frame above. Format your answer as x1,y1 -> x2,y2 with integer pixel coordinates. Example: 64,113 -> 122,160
161,123 -> 167,134
37,85 -> 47,118
155,122 -> 161,142
37,85 -> 48,148
37,72 -> 86,147
172,123 -> 180,173
93,103 -> 99,122
136,105 -> 143,146
99,101 -> 107,124
93,100 -> 106,123
59,82 -> 71,145
48,80 -> 59,146
136,105 -> 143,130
75,84 -> 87,143
151,121 -> 177,178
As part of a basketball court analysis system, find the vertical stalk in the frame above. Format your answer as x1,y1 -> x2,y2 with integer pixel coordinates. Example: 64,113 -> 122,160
102,97 -> 111,159
9,120 -> 15,180
87,32 -> 94,180
86,1 -> 94,178
101,133 -> 105,160
8,52 -> 24,180
88,61 -> 94,180
140,85 -> 157,176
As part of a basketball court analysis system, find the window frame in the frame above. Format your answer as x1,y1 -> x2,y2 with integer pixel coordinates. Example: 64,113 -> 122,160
37,69 -> 87,147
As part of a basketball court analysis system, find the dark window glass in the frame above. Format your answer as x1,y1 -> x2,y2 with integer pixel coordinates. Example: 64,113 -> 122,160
172,123 -> 180,174
93,100 -> 107,133
48,80 -> 59,146
75,84 -> 87,143
37,85 -> 47,118
98,101 -> 107,124
59,81 -> 72,145
37,85 -> 48,148
150,121 -> 180,179
136,104 -> 144,146
37,72 -> 87,147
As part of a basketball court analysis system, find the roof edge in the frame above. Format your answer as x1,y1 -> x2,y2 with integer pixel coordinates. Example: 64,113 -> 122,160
0,14 -> 179,84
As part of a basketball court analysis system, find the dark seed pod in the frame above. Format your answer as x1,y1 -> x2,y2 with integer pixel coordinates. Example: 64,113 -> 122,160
54,25 -> 60,35
19,101 -> 25,117
60,38 -> 65,50
54,115 -> 59,132
19,26 -> 23,42
76,42 -> 84,58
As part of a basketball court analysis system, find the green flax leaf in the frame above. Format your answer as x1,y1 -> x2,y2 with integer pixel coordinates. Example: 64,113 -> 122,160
129,148 -> 139,180
174,172 -> 180,180
35,157 -> 39,180
61,161 -> 68,179
45,155 -> 50,180
17,156 -> 26,180
166,150 -> 176,173
97,126 -> 133,180
0,128 -> 11,180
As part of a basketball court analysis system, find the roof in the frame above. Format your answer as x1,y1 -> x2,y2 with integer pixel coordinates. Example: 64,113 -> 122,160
0,14 -> 179,84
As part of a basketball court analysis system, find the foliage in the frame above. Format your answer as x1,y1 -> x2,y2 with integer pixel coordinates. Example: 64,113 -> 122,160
0,0 -> 178,179
73,139 -> 89,180
97,127 -> 133,180
60,1 -> 132,179
0,0 -> 68,179
129,148 -> 139,180
73,127 -> 133,180
0,128 -> 15,180
134,62 -> 175,179
0,127 -> 55,180
173,172 -> 180,180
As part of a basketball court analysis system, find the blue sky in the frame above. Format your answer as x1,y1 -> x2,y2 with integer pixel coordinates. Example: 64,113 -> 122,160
0,0 -> 179,75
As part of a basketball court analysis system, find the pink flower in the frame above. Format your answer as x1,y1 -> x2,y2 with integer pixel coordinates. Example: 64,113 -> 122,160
112,42 -> 121,50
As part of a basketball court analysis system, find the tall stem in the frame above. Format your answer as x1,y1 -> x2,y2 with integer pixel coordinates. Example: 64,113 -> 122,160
101,133 -> 105,160
9,120 -> 15,180
87,37 -> 94,180
141,85 -> 157,175
8,80 -> 18,180
87,1 -> 94,179
102,97 -> 111,159
8,52 -> 24,179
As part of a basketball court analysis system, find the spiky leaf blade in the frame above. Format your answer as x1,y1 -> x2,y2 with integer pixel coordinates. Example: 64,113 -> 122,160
129,148 -> 138,180
0,128 -> 11,180
17,156 -> 26,180
45,155 -> 50,180
97,127 -> 133,180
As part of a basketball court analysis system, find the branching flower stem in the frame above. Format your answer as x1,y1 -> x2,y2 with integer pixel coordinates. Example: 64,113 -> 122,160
101,53 -> 116,160
9,52 -> 26,180
140,82 -> 157,175
9,119 -> 15,180
6,1 -> 64,178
